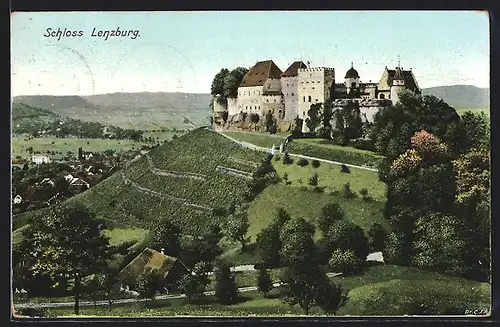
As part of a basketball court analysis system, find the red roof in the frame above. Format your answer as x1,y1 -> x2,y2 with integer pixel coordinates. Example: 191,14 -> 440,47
239,60 -> 283,87
281,61 -> 307,77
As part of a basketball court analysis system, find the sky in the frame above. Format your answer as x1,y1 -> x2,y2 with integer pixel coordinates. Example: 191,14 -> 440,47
11,11 -> 490,96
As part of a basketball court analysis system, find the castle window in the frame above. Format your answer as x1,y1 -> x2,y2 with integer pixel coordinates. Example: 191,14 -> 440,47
379,94 -> 385,100
274,99 -> 277,103
303,96 -> 306,102
287,83 -> 289,87
312,87 -> 315,90
303,111 -> 305,116
246,106 -> 248,109
287,93 -> 289,96
308,96 -> 312,102
315,99 -> 318,103
291,92 -> 294,96
258,106 -> 260,109
267,99 -> 269,103
351,82 -> 356,88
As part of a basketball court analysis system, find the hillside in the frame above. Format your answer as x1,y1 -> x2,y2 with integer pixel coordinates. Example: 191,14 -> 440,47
422,85 -> 489,109
12,92 -> 212,130
13,128 -> 268,236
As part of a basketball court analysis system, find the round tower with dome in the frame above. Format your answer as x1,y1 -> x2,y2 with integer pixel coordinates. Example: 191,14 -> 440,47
344,62 -> 360,95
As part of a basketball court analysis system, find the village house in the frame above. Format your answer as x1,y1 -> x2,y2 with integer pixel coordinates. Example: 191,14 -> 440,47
31,154 -> 51,165
119,248 -> 190,292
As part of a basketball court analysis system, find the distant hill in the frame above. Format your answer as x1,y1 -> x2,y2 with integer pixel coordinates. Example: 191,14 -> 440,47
12,92 -> 212,130
422,85 -> 489,109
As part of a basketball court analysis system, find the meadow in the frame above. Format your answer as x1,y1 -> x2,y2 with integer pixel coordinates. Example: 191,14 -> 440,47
43,264 -> 490,317
11,136 -> 149,159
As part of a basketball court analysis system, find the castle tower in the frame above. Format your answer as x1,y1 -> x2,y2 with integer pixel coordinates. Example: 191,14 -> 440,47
344,62 -> 360,96
390,64 -> 405,104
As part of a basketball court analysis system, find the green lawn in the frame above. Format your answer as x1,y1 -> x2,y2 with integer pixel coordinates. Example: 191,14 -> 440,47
103,227 -> 149,246
222,132 -> 287,148
286,139 -> 384,168
272,158 -> 386,201
246,183 -> 386,242
44,265 -> 490,317
11,136 -> 149,159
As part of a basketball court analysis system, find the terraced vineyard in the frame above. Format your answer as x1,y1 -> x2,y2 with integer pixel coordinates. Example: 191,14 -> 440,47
12,128 -> 268,237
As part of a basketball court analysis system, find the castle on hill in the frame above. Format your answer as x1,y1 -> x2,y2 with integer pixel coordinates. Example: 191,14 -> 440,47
212,59 -> 420,131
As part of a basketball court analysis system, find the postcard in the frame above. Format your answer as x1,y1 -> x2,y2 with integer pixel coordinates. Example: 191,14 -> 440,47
11,10 -> 491,318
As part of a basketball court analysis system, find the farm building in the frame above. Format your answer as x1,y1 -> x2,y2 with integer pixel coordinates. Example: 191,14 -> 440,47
119,248 -> 190,291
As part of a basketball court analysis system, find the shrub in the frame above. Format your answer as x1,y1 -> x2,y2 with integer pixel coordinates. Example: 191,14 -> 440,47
311,159 -> 321,168
313,186 -> 325,193
340,164 -> 351,173
297,158 -> 309,167
359,188 -> 370,200
274,155 -> 281,162
343,183 -> 355,199
282,153 -> 293,165
308,173 -> 319,187
367,222 -> 388,252
328,248 -> 362,275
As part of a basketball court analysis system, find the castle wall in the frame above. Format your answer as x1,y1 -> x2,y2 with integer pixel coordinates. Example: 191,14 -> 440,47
281,76 -> 299,121
237,85 -> 264,115
227,97 -> 239,116
262,94 -> 285,120
298,67 -> 335,120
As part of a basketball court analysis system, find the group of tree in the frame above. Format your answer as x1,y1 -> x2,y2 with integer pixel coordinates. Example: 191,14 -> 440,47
211,67 -> 249,102
15,203 -> 118,315
254,205 -> 380,315
374,91 -> 490,282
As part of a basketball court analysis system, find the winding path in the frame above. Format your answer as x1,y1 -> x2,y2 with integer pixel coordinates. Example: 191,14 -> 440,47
212,129 -> 379,172
14,273 -> 343,310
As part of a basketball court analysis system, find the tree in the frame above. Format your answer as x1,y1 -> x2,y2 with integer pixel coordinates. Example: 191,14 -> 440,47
328,249 -> 362,275
412,213 -> 470,276
257,268 -> 273,298
20,203 -> 112,315
292,116 -> 303,137
137,269 -> 162,307
308,173 -> 318,187
214,261 -> 239,304
318,220 -> 369,265
279,217 -> 317,266
93,269 -> 122,312
256,224 -> 282,268
367,222 -> 388,252
224,208 -> 250,252
150,218 -> 182,257
317,202 -> 345,235
211,68 -> 229,96
223,67 -> 249,98
280,265 -> 347,315
177,261 -> 211,304
305,103 -> 322,133
459,111 -> 490,152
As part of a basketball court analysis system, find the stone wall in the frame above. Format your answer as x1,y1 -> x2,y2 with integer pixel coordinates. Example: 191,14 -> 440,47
281,76 -> 300,121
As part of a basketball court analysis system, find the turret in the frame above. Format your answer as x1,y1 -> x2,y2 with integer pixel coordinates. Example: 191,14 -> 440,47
390,66 -> 405,104
344,62 -> 360,95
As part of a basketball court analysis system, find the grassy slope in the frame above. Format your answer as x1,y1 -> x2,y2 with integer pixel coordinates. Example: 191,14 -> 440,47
247,183 -> 385,242
12,128 -> 267,237
286,139 -> 384,168
222,132 -> 287,148
47,265 -> 490,317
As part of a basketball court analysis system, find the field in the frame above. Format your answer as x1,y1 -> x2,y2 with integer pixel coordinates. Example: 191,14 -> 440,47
44,265 -> 490,317
11,136 -> 149,159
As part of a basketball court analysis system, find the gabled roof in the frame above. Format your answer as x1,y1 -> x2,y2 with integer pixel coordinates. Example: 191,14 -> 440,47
281,61 -> 307,77
385,68 -> 419,91
239,60 -> 283,87
119,248 -> 187,285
